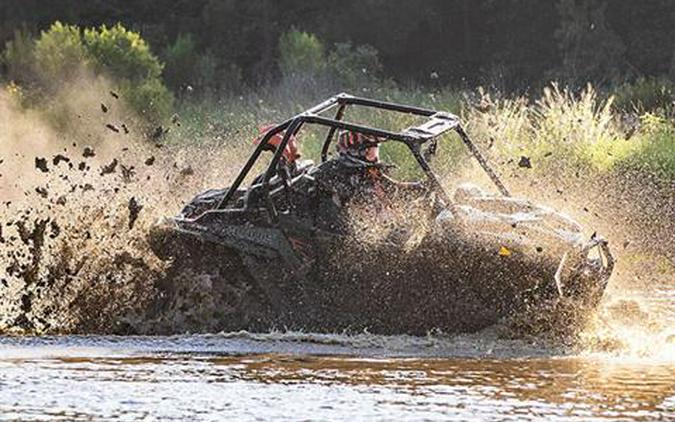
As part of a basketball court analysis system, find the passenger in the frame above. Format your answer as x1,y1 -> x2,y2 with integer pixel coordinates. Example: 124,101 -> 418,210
336,130 -> 381,167
252,125 -> 426,227
309,130 -> 430,240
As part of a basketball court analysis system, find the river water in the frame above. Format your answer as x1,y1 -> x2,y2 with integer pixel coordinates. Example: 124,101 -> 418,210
0,331 -> 672,421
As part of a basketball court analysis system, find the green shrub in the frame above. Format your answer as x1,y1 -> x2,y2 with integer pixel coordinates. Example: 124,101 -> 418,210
163,34 -> 238,95
276,30 -> 383,92
2,27 -> 36,84
83,23 -> 172,122
328,42 -> 382,89
33,22 -> 88,82
612,77 -> 675,113
83,23 -> 163,83
465,84 -> 644,175
464,87 -> 531,160
619,113 -> 675,179
163,33 -> 198,92
532,84 -> 623,171
2,21 -> 172,124
278,29 -> 326,78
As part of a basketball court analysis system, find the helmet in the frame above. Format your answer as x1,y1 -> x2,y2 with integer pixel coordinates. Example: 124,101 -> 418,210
254,124 -> 300,164
336,130 -> 380,163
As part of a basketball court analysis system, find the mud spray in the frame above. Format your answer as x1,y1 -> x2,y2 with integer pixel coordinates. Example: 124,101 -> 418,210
0,74 -> 242,334
0,81 -> 673,360
451,140 -> 675,359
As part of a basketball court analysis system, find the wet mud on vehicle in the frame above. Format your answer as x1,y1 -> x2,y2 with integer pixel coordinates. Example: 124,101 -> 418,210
148,93 -> 614,334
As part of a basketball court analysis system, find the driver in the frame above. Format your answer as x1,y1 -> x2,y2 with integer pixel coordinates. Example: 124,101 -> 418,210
312,129 -> 426,211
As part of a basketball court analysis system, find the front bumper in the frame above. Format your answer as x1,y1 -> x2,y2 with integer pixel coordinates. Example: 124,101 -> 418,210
555,236 -> 614,302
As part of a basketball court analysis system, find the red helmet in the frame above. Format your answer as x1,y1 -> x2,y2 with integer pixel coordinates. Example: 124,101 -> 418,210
254,124 -> 300,164
336,130 -> 380,163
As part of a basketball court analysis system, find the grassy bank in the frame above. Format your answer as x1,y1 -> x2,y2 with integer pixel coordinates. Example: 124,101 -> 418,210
165,83 -> 675,185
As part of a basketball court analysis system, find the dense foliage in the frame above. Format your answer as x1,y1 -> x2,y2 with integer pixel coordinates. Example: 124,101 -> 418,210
0,1 -> 672,180
2,21 -> 172,122
0,0 -> 673,92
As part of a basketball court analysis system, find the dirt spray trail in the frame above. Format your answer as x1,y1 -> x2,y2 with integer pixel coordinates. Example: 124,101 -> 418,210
0,79 -> 242,334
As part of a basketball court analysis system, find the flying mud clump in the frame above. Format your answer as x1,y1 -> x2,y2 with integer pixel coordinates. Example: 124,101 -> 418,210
0,145 -> 164,334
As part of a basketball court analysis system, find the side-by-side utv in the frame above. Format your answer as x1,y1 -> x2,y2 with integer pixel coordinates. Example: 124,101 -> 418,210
148,93 -> 614,334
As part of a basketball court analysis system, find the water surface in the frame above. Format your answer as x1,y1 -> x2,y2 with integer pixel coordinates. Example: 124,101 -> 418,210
0,332 -> 672,421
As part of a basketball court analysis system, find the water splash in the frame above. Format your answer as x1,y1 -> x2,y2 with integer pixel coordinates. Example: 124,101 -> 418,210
579,295 -> 675,360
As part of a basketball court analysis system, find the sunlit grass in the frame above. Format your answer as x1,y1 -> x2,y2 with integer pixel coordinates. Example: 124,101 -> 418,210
622,113 -> 675,179
168,83 -> 675,184
466,84 -> 674,180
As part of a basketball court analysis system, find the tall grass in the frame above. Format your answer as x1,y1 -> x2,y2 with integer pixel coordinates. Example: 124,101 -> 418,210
624,113 -> 675,179
465,84 -> 674,181
168,82 -> 674,185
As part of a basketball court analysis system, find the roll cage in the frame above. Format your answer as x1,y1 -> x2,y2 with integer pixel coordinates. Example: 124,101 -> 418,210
216,92 -> 510,222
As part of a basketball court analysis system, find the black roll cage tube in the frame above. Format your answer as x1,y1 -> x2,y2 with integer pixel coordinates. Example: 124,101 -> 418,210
216,93 -> 509,223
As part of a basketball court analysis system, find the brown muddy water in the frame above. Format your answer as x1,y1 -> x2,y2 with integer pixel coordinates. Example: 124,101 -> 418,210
0,331 -> 673,421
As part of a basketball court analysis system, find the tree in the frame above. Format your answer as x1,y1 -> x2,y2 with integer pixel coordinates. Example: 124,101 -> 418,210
555,0 -> 626,85
278,29 -> 325,78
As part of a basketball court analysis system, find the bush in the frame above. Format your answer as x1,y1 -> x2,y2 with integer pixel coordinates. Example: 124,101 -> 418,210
466,83 -> 675,181
328,42 -> 382,89
2,27 -> 36,84
33,22 -> 88,82
619,114 -> 675,179
464,87 -> 531,160
276,30 -> 383,92
529,84 -> 630,172
2,21 -> 172,124
163,33 -> 198,92
163,34 -> 238,95
612,77 -> 675,113
83,23 -> 163,83
83,23 -> 172,122
278,29 -> 326,78
466,84 -> 642,174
